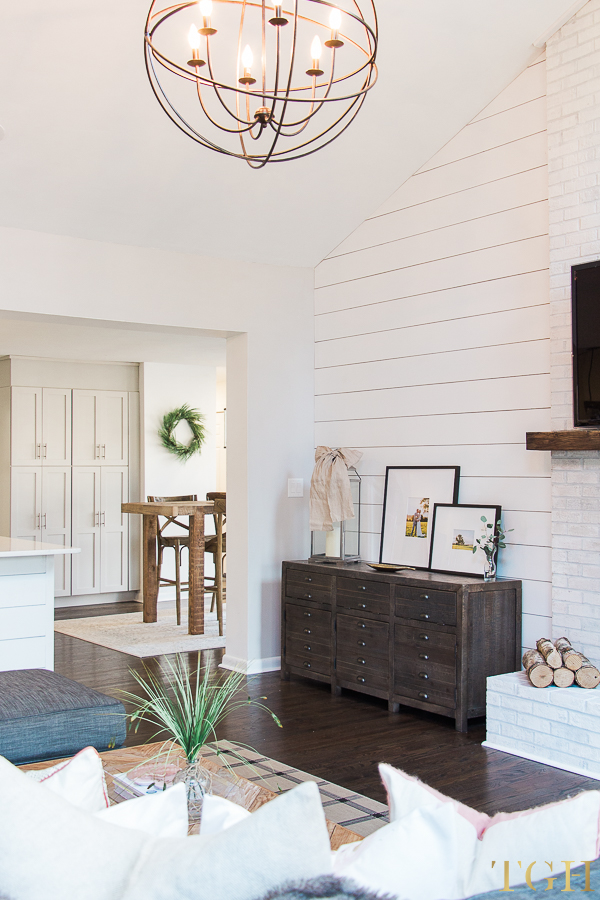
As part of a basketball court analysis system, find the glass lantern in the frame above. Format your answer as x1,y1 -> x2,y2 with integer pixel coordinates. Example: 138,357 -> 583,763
310,467 -> 361,564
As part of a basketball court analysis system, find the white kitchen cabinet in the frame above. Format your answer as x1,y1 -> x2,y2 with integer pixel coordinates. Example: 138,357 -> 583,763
11,387 -> 71,466
10,466 -> 72,596
72,390 -> 128,466
71,466 -> 128,595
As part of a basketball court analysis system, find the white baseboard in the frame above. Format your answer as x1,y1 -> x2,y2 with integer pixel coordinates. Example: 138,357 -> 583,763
481,740 -> 598,779
220,655 -> 281,674
55,591 -> 140,608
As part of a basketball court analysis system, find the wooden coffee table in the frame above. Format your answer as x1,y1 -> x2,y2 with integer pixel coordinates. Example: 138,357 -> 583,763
21,742 -> 363,850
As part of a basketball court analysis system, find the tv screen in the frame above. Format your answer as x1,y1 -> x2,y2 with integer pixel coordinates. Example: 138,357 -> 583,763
572,260 -> 600,426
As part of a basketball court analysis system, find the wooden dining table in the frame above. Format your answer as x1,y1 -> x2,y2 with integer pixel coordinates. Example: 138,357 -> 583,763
121,500 -> 214,635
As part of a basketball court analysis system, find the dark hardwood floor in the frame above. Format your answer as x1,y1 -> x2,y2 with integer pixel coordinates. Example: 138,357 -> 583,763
55,601 -> 600,815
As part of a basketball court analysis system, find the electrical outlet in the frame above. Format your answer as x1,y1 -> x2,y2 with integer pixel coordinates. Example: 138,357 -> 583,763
288,478 -> 304,498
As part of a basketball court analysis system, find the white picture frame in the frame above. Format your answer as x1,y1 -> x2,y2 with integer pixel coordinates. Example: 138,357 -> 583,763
379,467 -> 460,570
429,503 -> 502,577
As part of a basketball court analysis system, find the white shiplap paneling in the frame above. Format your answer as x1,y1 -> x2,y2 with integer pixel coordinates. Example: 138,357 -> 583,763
314,53 -> 550,634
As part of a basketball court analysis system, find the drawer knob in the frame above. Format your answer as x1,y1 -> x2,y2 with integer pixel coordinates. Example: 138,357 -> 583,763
304,645 -> 311,651
420,613 -> 430,620
304,611 -> 312,617
418,691 -> 429,700
357,658 -> 366,665
419,634 -> 429,641
360,603 -> 367,609
419,672 -> 429,680
357,676 -> 366,684
358,640 -> 366,647
303,662 -> 311,669
358,622 -> 366,629
419,653 -> 429,660
360,586 -> 366,591
305,593 -> 312,599
304,628 -> 312,634
306,577 -> 312,582
420,594 -> 429,600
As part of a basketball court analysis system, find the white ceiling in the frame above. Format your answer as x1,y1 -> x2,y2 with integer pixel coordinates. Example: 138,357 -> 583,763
0,1 -> 579,268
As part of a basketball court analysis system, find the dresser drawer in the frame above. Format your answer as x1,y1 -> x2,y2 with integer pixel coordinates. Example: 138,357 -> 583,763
337,593 -> 389,618
286,569 -> 334,590
287,649 -> 331,677
395,625 -> 456,670
394,585 -> 456,626
394,676 -> 456,710
337,614 -> 388,658
337,662 -> 388,693
395,654 -> 455,685
337,576 -> 389,598
285,603 -> 331,641
286,582 -> 332,604
337,647 -> 388,673
286,634 -> 331,668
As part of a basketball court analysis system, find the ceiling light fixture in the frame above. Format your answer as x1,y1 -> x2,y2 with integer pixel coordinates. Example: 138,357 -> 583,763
144,1 -> 378,169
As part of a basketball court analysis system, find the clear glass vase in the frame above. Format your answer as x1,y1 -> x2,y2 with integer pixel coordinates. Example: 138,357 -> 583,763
483,549 -> 497,581
173,760 -> 213,821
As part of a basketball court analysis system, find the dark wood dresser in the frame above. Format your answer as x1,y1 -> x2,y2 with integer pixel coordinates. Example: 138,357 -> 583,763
281,560 -> 522,732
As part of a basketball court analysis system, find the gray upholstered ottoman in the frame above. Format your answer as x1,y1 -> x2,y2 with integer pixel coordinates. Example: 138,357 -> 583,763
0,669 -> 127,764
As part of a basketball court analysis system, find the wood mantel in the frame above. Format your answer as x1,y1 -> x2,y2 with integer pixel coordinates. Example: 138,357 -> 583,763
526,431 -> 600,450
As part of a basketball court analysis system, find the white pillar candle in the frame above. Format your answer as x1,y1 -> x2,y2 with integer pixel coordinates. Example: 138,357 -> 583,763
325,522 -> 341,557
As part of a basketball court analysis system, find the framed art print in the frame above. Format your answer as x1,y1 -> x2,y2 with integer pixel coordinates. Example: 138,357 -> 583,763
429,503 -> 502,577
379,466 -> 460,570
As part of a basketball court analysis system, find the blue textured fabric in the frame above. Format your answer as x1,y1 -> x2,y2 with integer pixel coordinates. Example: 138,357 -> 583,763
0,669 -> 126,764
465,858 -> 600,899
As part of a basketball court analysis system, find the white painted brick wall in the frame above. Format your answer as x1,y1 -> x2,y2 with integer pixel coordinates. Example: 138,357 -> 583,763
485,672 -> 600,776
547,2 -> 600,660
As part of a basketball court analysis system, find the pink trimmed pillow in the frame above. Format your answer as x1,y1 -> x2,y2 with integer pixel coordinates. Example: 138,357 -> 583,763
26,746 -> 109,812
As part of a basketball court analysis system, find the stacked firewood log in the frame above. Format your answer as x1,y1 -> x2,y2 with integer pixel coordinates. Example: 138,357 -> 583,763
523,637 -> 600,689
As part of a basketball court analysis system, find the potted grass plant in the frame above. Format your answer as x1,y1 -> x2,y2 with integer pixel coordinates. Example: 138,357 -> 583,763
120,654 -> 282,818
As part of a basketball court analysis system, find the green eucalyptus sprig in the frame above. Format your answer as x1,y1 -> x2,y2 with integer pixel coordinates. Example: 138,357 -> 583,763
472,516 -> 513,559
120,655 -> 282,766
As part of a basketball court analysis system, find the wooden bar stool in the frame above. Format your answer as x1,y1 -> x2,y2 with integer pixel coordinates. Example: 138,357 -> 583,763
147,494 -> 197,626
204,491 -> 225,636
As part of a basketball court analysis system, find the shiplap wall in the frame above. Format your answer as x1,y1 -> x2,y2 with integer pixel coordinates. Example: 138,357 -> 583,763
314,52 -> 551,652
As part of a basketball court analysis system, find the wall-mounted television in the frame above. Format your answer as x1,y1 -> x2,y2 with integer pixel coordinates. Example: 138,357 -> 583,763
572,260 -> 600,427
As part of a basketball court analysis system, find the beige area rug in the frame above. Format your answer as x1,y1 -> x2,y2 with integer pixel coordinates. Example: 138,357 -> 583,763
54,598 -> 226,658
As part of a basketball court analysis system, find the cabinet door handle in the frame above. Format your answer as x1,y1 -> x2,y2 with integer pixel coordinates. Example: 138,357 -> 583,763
360,585 -> 366,591
37,513 -> 40,528
420,594 -> 429,600
357,676 -> 366,684
102,444 -> 106,458
303,628 -> 312,634
101,511 -> 106,526
96,444 -> 101,459
36,443 -> 41,459
304,611 -> 312,617
42,444 -> 47,458
419,653 -> 429,660
357,657 -> 366,665
358,640 -> 366,647
418,692 -> 429,700
419,672 -> 429,680
359,603 -> 367,609
95,511 -> 100,527
304,593 -> 312,599
305,577 -> 312,583
419,613 -> 430,620
304,645 -> 311,651
358,621 -> 366,629
42,513 -> 47,529
419,634 -> 429,641
303,662 -> 311,669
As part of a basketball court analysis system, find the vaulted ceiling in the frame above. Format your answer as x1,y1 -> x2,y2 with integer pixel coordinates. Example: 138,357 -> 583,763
0,1 -> 580,268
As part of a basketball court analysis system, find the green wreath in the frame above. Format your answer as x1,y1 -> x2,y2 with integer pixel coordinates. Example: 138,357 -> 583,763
159,405 -> 206,462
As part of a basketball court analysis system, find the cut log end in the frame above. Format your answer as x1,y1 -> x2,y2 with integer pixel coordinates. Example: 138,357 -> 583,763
536,638 -> 562,669
575,666 -> 600,689
553,667 -> 575,688
523,650 -> 554,688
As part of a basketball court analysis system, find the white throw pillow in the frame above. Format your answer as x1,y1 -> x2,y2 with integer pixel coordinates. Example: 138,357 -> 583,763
97,783 -> 189,838
123,781 -> 333,900
26,745 -> 109,812
199,793 -> 251,835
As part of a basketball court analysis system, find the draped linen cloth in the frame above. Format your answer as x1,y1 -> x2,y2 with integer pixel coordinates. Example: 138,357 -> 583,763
309,446 -> 363,532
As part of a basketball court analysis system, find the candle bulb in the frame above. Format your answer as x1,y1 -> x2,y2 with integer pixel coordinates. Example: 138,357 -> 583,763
239,44 -> 256,85
198,0 -> 216,36
306,35 -> 324,76
187,23 -> 206,67
325,7 -> 344,48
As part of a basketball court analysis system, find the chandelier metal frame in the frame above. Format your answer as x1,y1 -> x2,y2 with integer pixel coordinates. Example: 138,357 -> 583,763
144,0 -> 378,168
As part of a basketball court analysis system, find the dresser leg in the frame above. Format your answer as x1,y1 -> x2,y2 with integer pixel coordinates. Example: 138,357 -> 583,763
455,709 -> 468,732
388,701 -> 400,713
332,684 -> 342,696
281,666 -> 290,682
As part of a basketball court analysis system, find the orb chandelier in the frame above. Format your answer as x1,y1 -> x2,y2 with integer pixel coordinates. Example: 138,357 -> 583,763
144,0 -> 378,168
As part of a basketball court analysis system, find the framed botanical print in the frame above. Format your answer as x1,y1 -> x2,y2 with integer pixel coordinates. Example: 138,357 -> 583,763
379,466 -> 460,570
429,503 -> 502,577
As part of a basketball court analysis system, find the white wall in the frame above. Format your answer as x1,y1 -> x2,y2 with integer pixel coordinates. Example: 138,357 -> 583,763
314,52 -> 552,655
0,225 -> 315,671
